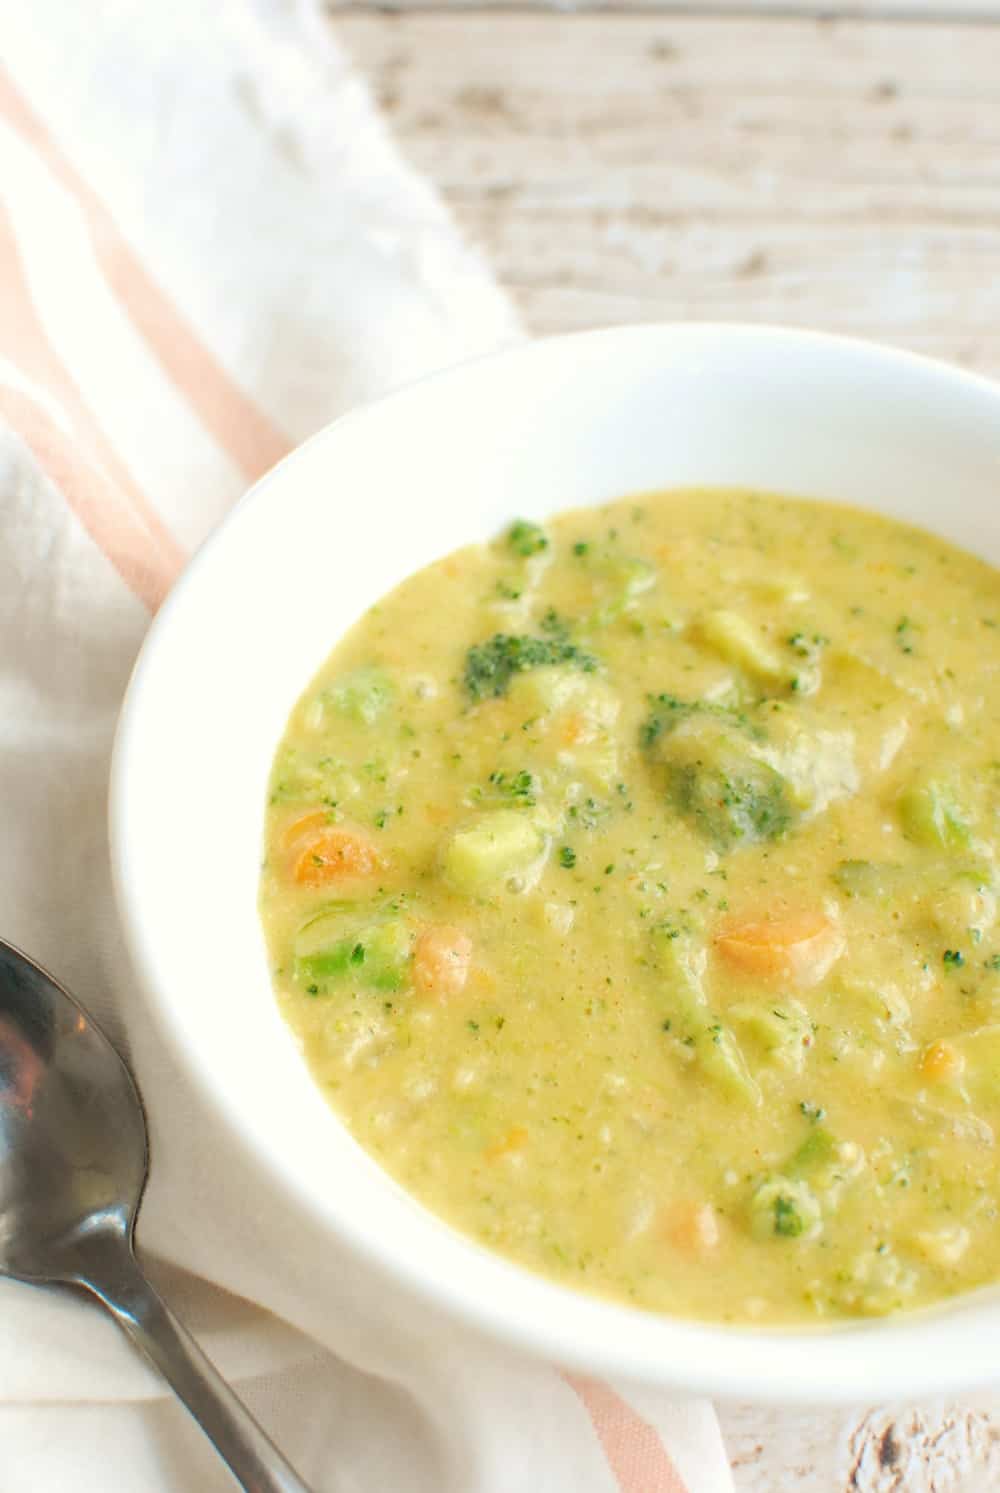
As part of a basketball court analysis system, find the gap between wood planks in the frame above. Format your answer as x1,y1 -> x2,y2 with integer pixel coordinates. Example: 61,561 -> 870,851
330,1 -> 1000,22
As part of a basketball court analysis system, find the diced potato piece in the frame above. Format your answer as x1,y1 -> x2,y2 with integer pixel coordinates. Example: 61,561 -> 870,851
759,711 -> 859,815
819,650 -> 912,775
913,1225 -> 970,1268
442,810 -> 546,893
695,610 -> 789,687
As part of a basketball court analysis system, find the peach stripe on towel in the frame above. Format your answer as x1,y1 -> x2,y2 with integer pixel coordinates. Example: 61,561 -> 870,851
0,198 -> 187,572
0,69 -> 292,483
0,384 -> 179,611
565,1374 -> 690,1493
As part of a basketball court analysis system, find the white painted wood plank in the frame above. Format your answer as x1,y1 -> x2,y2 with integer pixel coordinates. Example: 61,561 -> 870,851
719,1398 -> 1000,1490
340,14 -> 1000,378
334,0 -> 1000,19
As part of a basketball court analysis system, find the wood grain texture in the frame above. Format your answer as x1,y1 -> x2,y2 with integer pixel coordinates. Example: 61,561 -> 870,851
335,11 -> 1000,1485
720,1399 -> 1000,1490
333,0 -> 1000,18
339,13 -> 1000,377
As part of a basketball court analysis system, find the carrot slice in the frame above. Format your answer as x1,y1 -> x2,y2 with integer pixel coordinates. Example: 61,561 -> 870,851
662,1201 -> 721,1256
714,910 -> 844,988
292,827 -> 383,888
560,712 -> 591,747
413,926 -> 472,998
281,810 -> 331,851
485,1125 -> 528,1162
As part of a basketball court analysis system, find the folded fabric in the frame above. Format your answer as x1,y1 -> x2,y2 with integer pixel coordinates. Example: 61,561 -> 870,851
0,1 -> 733,1487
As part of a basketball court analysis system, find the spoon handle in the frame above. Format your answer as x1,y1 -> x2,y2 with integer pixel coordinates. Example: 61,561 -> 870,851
72,1233 -> 312,1493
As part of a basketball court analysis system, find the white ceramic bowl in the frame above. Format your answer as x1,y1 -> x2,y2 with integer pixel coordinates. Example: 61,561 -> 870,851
111,324 -> 1000,1403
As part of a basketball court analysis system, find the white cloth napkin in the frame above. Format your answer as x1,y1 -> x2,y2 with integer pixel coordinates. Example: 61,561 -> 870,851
0,2 -> 734,1488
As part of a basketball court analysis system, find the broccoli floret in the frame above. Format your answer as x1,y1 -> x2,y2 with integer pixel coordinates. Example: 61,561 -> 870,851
506,519 -> 549,557
640,695 -> 792,850
669,756 -> 792,849
640,694 -> 754,750
463,631 -> 599,701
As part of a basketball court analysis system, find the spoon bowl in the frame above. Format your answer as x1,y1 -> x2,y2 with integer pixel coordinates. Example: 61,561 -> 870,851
0,937 -> 310,1492
0,941 -> 145,1283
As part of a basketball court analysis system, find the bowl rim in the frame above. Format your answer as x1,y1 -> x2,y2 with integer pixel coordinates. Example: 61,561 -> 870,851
110,321 -> 1000,1403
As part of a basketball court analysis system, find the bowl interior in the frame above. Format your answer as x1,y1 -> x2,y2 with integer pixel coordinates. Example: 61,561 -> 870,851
112,325 -> 1000,1401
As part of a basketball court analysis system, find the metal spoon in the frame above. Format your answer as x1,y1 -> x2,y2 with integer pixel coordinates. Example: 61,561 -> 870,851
0,937 -> 312,1492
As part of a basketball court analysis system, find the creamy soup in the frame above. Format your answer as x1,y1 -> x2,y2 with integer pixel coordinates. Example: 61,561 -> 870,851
260,490 -> 1000,1324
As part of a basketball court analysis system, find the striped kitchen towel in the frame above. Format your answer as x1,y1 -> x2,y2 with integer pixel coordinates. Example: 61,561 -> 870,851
0,2 -> 732,1489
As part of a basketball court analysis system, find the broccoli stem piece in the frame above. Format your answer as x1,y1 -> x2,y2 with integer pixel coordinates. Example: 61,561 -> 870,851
655,932 -> 761,1106
898,778 -> 971,850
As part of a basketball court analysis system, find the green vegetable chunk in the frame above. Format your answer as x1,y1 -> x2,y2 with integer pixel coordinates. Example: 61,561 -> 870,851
294,912 -> 412,992
463,631 -> 599,701
443,810 -> 546,892
898,778 -> 971,850
327,666 -> 394,726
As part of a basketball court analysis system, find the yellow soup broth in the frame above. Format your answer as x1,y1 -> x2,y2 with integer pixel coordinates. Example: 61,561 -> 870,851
260,491 -> 1000,1324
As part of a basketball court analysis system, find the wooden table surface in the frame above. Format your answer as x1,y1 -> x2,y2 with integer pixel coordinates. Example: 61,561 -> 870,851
333,7 -> 1000,1485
